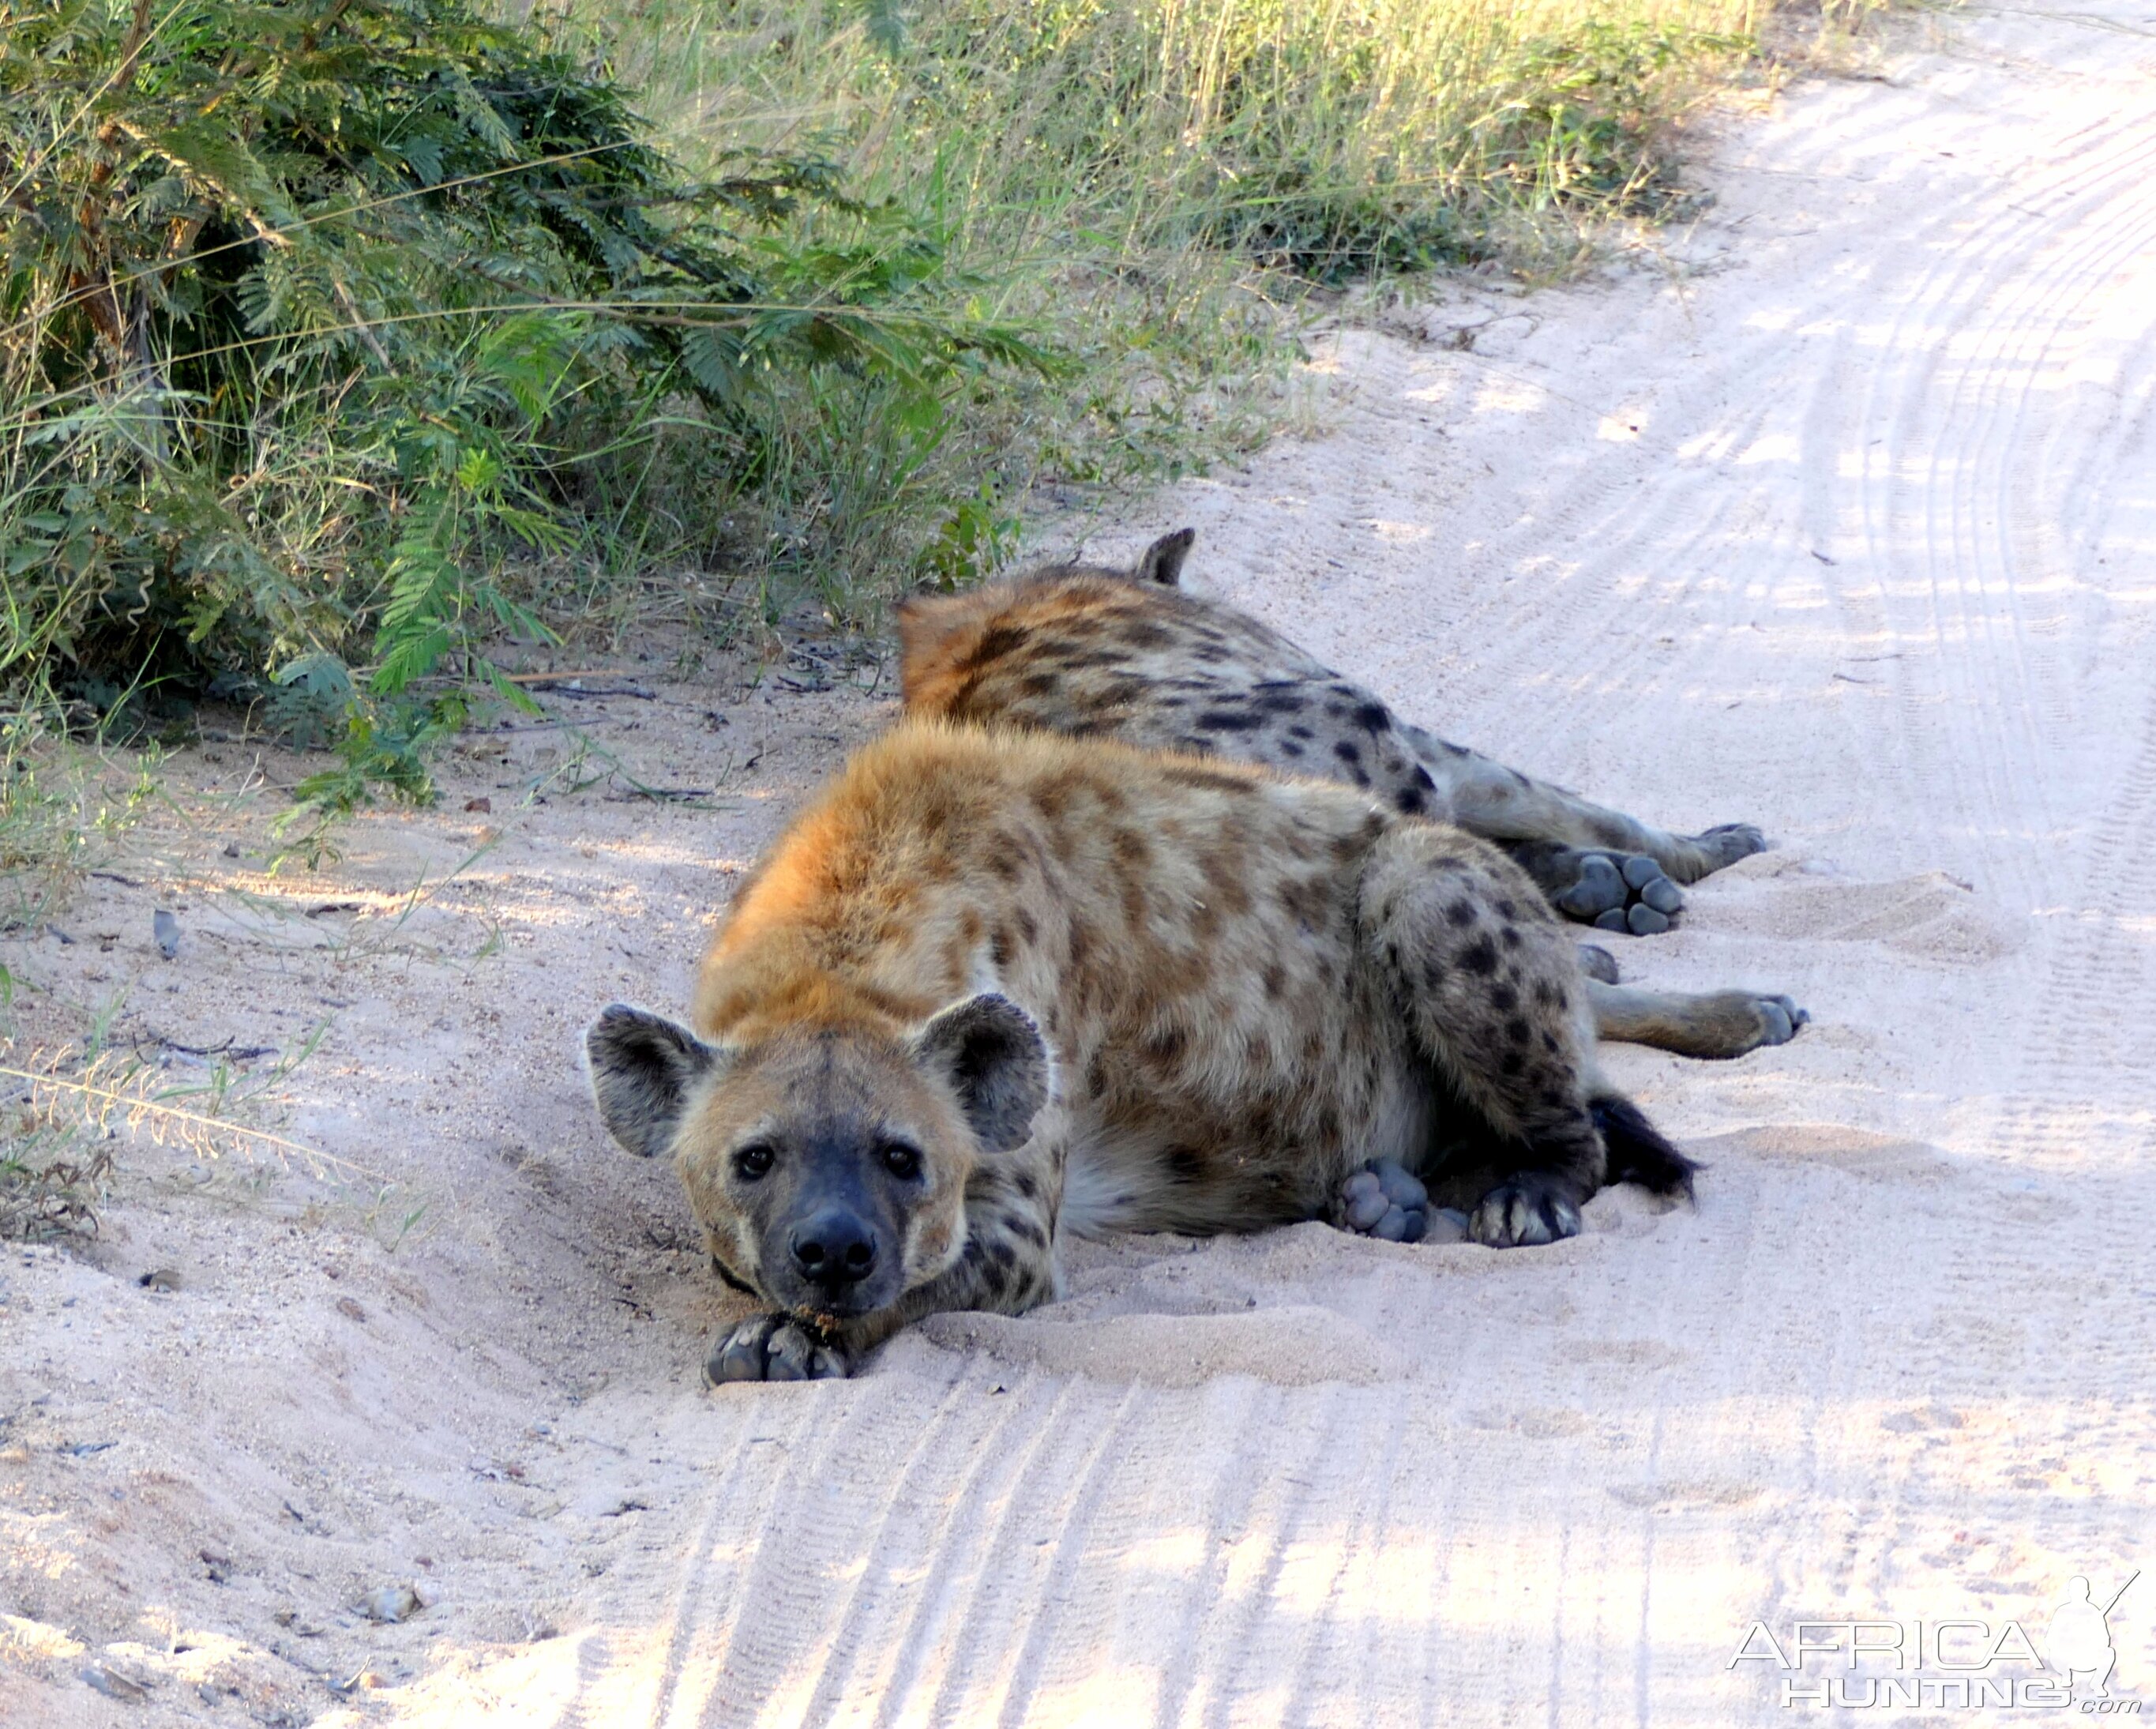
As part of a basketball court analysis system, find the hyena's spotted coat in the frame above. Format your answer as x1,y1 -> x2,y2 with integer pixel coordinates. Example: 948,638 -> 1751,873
587,722 -> 1694,1382
898,530 -> 1808,1061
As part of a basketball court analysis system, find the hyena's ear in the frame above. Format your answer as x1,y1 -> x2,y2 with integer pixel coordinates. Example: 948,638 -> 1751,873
910,993 -> 1050,1153
1133,527 -> 1196,587
584,1005 -> 725,1159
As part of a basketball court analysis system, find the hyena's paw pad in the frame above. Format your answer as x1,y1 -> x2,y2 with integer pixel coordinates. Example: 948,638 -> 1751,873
1338,1160 -> 1429,1243
704,1314 -> 848,1386
1558,852 -> 1685,935
1469,1176 -> 1583,1248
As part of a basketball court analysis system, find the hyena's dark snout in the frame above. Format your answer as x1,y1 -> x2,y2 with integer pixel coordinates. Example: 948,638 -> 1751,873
789,1205 -> 879,1291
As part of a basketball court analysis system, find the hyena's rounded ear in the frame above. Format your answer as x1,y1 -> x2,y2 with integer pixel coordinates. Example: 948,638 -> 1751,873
584,1005 -> 725,1159
910,993 -> 1049,1153
1134,527 -> 1196,587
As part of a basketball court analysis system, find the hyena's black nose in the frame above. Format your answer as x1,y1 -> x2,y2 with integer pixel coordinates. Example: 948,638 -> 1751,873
790,1209 -> 877,1286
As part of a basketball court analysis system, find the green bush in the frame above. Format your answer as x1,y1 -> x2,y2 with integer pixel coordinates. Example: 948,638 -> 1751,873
0,0 -> 1047,819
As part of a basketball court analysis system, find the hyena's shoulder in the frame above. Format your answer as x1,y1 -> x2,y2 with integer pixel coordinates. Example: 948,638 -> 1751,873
897,545 -> 1447,818
896,554 -> 1331,735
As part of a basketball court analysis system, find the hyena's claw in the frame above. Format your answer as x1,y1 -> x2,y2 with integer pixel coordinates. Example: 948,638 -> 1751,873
1337,1159 -> 1430,1243
705,1314 -> 848,1385
1469,1175 -> 1583,1248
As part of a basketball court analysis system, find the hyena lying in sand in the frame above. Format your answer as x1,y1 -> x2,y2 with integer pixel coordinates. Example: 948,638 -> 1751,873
898,529 -> 1807,1062
588,722 -> 1700,1383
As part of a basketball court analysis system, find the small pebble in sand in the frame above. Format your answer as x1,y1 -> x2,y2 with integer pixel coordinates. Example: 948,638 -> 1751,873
359,1584 -> 423,1623
81,1660 -> 148,1701
152,909 -> 180,959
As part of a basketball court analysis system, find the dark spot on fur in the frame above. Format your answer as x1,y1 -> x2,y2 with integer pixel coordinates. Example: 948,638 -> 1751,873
1353,701 -> 1390,733
1161,765 -> 1256,796
1165,1145 -> 1206,1184
1501,1051 -> 1525,1077
1505,1017 -> 1531,1046
1447,899 -> 1478,928
986,836 -> 1024,881
1015,1171 -> 1039,1200
1395,784 -> 1428,815
988,1238 -> 1016,1270
962,624 -> 1029,673
1288,724 -> 1314,741
1196,709 -> 1265,733
1501,926 -> 1522,949
1144,1024 -> 1188,1066
1412,765 -> 1437,791
1333,739 -> 1362,767
1016,908 -> 1038,944
1491,984 -> 1518,1013
1020,671 -> 1060,698
1497,898 -> 1519,920
990,926 -> 1013,968
1462,935 -> 1499,975
1262,961 -> 1286,1000
1542,1032 -> 1561,1054
1280,741 -> 1305,758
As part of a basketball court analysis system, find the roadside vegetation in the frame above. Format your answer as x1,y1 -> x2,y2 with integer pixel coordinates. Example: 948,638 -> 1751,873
0,0 -> 1882,867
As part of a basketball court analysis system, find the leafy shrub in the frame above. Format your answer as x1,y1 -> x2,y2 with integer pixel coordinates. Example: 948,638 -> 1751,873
0,0 -> 1047,817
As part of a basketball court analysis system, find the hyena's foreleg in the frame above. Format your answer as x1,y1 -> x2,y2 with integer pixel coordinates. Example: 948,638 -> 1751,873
1586,980 -> 1809,1060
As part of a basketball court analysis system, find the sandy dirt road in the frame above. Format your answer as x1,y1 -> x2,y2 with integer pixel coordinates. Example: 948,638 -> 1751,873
4,5 -> 2154,1724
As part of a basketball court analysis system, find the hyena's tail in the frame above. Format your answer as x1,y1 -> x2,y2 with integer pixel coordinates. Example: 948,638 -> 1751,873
1590,1093 -> 1700,1201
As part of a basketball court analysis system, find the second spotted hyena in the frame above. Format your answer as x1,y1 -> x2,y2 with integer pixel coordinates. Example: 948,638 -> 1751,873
588,721 -> 1695,1383
898,529 -> 1808,1060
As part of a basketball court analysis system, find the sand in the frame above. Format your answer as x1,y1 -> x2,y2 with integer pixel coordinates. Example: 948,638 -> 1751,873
4,4 -> 2153,1723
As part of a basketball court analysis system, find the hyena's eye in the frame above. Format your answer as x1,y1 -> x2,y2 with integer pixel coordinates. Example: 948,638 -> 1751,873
733,1143 -> 775,1181
877,1140 -> 924,1181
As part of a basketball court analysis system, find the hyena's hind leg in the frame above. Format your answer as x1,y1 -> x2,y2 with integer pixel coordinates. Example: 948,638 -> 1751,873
1394,717 -> 1765,934
1357,826 -> 1693,1246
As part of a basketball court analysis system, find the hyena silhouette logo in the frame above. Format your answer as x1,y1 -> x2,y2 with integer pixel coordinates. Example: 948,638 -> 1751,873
2047,1572 -> 2139,1701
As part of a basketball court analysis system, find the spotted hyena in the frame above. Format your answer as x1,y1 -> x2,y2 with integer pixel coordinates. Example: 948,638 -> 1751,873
587,721 -> 1698,1383
898,529 -> 1806,1061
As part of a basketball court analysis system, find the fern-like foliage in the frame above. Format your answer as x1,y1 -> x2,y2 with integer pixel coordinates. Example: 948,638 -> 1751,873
0,0 -> 1050,815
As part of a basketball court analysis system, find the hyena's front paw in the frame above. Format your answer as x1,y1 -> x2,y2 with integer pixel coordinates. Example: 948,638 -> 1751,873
1722,990 -> 1809,1054
1676,822 -> 1768,882
1337,1160 -> 1430,1243
1552,851 -> 1686,937
1469,1175 -> 1583,1248
704,1314 -> 848,1385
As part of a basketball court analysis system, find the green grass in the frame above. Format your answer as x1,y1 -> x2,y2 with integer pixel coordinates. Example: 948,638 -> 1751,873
547,0 -> 1777,537
0,0 -> 1887,851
